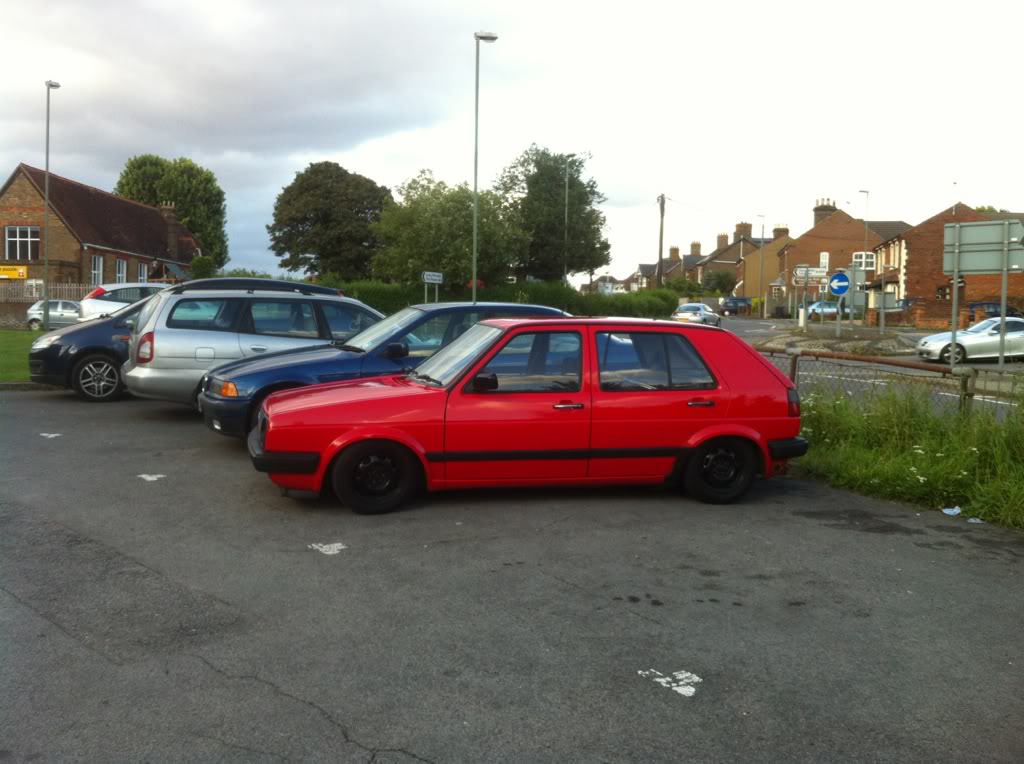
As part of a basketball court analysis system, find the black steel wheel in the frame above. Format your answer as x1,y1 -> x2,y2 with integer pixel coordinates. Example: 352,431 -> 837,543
71,354 -> 124,402
332,440 -> 422,514
683,437 -> 758,504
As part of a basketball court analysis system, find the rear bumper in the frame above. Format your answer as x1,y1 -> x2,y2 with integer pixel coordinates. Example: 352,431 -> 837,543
199,392 -> 250,437
247,426 -> 320,474
122,362 -> 202,404
768,437 -> 809,460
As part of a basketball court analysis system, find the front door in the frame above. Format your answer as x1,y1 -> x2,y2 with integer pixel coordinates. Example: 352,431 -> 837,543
443,330 -> 591,484
589,329 -> 729,479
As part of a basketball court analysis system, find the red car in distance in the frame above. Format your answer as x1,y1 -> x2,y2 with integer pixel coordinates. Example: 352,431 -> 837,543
248,317 -> 808,513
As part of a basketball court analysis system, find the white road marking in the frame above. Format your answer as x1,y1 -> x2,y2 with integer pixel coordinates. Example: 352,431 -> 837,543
308,542 -> 348,555
39,433 -> 62,439
137,474 -> 166,482
638,668 -> 703,697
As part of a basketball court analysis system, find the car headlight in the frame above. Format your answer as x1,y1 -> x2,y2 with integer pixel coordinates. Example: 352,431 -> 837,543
209,378 -> 241,397
31,335 -> 60,350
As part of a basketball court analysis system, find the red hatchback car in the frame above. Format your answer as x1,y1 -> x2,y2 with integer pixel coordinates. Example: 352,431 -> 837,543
248,317 -> 807,513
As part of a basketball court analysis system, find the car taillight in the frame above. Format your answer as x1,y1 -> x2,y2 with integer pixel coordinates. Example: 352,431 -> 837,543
83,287 -> 107,300
787,388 -> 800,417
136,331 -> 155,364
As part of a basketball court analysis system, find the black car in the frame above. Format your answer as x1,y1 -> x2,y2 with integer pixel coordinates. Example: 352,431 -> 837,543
28,298 -> 150,402
968,302 -> 1022,319
719,297 -> 752,315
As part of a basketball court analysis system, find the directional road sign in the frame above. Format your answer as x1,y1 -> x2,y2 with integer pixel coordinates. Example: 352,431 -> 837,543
828,272 -> 850,296
421,271 -> 443,284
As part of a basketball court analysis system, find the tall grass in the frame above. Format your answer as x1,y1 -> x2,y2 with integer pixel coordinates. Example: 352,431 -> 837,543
798,388 -> 1024,528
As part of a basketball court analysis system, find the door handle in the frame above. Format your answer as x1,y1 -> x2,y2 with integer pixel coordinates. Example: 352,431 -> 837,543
687,400 -> 715,407
553,403 -> 584,410
250,345 -> 268,353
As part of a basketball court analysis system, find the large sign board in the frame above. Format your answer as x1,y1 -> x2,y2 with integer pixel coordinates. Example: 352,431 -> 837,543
421,271 -> 444,284
0,265 -> 28,279
792,265 -> 828,286
943,220 -> 1024,274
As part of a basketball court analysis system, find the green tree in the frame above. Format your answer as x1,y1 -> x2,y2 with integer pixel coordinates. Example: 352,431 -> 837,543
666,275 -> 703,299
703,270 -> 736,295
371,170 -> 525,287
976,205 -> 1010,214
495,145 -> 611,280
115,156 -> 229,268
220,267 -> 276,279
189,255 -> 216,279
267,162 -> 392,278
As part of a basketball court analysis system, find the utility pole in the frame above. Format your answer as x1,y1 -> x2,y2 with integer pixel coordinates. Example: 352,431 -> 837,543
656,194 -> 666,288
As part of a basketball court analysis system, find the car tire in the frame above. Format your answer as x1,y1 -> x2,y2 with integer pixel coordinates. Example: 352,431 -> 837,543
71,353 -> 124,402
332,440 -> 422,514
28,319 -> 41,330
939,344 -> 967,365
683,437 -> 758,504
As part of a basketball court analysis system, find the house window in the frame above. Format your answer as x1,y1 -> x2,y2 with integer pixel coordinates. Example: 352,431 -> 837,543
115,259 -> 127,283
5,226 -> 40,261
853,251 -> 876,271
138,262 -> 149,283
818,252 -> 829,269
90,255 -> 104,286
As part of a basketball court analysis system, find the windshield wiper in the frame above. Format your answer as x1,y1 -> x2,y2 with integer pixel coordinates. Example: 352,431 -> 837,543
407,370 -> 442,386
331,342 -> 366,353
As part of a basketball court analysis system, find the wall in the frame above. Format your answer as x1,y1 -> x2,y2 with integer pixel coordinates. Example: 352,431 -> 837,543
0,173 -> 82,282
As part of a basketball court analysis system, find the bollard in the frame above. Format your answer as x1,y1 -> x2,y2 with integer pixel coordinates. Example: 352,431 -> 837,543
952,366 -> 977,415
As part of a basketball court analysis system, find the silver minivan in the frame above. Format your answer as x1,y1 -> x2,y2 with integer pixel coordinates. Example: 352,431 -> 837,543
122,279 -> 383,405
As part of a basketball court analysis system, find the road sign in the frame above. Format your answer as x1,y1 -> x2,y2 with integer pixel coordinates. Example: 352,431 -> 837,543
794,266 -> 827,279
421,271 -> 443,285
943,220 -> 1024,274
829,272 -> 850,295
0,265 -> 28,279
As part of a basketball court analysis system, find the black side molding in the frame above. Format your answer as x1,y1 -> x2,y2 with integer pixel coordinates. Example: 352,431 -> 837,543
768,437 -> 809,460
248,427 -> 320,474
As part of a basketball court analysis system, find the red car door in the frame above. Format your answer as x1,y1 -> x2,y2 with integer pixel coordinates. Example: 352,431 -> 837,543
443,329 -> 591,484
589,328 -> 729,479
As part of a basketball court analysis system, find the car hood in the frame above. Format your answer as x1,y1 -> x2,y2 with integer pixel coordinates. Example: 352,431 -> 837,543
264,374 -> 442,419
32,316 -> 116,343
210,343 -> 353,379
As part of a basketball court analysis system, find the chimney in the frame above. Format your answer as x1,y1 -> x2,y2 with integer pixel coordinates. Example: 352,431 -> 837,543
159,201 -> 178,260
773,225 -> 789,240
734,222 -> 753,243
690,241 -> 701,257
813,198 -> 838,226
669,245 -> 680,262
717,233 -> 729,250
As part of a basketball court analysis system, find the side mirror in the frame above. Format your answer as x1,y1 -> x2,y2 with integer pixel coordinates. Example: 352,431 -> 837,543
471,373 -> 498,393
384,342 -> 409,360
123,317 -> 136,330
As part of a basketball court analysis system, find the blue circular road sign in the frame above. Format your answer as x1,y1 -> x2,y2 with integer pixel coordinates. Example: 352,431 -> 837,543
829,272 -> 850,296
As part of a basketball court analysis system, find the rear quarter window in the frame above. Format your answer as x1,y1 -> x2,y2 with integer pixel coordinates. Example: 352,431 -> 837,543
166,298 -> 242,332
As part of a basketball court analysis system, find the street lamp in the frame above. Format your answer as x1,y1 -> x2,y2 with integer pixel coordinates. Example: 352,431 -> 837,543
563,153 -> 576,282
43,80 -> 60,331
471,31 -> 498,304
757,213 -> 766,319
859,189 -> 870,328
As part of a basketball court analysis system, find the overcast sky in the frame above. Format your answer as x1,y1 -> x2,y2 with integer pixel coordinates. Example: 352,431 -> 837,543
7,0 -> 1024,283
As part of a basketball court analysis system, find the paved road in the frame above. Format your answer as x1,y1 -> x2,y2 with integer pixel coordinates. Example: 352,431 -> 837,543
2,391 -> 1023,761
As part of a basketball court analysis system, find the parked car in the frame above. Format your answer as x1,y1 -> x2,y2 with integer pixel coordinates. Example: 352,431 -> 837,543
29,297 -> 152,401
122,278 -> 383,406
26,300 -> 80,330
249,316 -> 807,513
967,302 -> 1022,319
200,301 -> 568,437
806,301 -> 851,319
78,283 -> 166,321
719,297 -> 752,316
671,303 -> 721,326
917,317 -> 1024,363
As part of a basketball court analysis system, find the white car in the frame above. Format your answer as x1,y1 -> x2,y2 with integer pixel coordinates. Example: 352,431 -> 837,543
917,317 -> 1024,363
79,283 -> 166,321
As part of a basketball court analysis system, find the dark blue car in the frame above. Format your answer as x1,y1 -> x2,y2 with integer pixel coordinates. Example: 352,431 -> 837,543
28,297 -> 151,402
198,302 -> 568,437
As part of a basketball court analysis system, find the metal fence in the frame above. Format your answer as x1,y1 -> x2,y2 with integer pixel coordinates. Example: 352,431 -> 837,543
0,282 -> 94,302
761,348 -> 1023,416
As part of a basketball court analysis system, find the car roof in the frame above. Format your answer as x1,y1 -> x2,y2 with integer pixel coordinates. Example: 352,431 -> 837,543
95,282 -> 158,290
160,289 -> 376,310
408,302 -> 566,313
479,316 -> 721,331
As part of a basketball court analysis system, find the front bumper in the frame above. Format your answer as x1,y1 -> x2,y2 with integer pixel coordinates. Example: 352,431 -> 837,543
768,437 -> 809,460
247,424 -> 320,474
199,392 -> 251,437
28,346 -> 68,387
917,345 -> 943,360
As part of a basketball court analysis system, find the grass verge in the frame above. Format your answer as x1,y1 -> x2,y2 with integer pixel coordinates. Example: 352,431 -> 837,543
0,329 -> 34,382
797,388 -> 1024,529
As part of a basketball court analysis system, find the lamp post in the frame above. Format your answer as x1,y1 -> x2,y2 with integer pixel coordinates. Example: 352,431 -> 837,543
43,80 -> 60,331
757,214 -> 766,318
859,189 -> 870,328
563,153 -> 576,283
471,31 -> 497,304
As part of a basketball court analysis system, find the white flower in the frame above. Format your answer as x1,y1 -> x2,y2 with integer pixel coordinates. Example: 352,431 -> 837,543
935,453 -> 944,457
917,476 -> 927,483
969,447 -> 979,452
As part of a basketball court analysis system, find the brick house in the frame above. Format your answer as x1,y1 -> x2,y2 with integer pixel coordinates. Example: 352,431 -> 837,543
737,226 -> 793,301
777,199 -> 909,299
696,223 -> 767,288
871,203 -> 1023,326
1,163 -> 199,286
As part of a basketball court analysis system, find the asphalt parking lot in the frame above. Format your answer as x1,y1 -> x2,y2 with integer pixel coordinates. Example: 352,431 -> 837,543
2,390 -> 1023,762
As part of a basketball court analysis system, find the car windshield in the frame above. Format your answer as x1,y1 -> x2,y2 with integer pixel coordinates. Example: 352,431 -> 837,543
341,307 -> 425,351
411,323 -> 502,386
677,305 -> 700,313
965,318 -> 999,333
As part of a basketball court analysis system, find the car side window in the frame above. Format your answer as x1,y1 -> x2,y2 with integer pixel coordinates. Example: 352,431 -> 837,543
474,332 -> 582,393
597,332 -> 715,391
166,298 -> 243,331
245,300 -> 319,338
395,315 -> 452,358
319,302 -> 377,341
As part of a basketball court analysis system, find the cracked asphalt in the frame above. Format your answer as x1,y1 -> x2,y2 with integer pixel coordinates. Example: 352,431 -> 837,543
2,390 -> 1023,762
